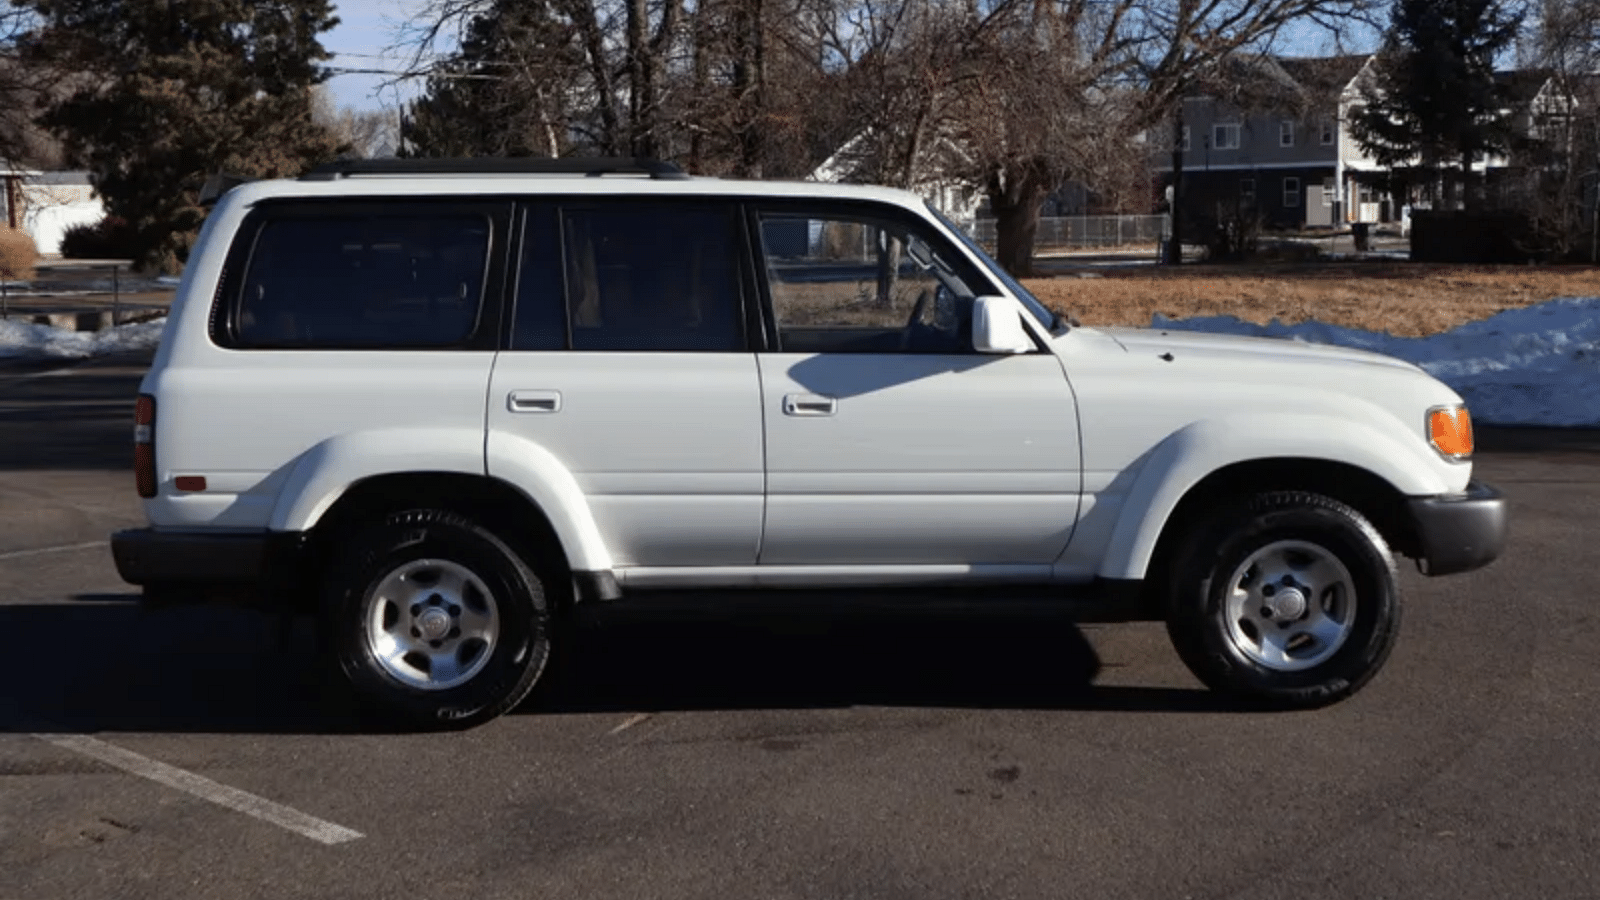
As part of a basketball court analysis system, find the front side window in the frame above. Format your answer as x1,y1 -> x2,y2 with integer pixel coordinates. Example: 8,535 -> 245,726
756,207 -> 986,354
1280,120 -> 1295,147
1213,123 -> 1241,150
1284,177 -> 1302,208
234,212 -> 490,348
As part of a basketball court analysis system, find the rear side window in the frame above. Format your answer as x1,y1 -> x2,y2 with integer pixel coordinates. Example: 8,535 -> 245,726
510,200 -> 746,352
231,212 -> 492,348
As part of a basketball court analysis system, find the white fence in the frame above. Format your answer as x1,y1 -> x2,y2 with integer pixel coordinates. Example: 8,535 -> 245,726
969,215 -> 1170,252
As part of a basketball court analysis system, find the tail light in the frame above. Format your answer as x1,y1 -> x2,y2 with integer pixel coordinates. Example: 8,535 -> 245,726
135,394 -> 157,498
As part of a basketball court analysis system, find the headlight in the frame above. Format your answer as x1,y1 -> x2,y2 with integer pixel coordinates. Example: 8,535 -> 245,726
1427,405 -> 1473,460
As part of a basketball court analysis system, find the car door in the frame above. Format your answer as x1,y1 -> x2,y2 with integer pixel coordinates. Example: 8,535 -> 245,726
485,199 -> 765,567
751,201 -> 1081,567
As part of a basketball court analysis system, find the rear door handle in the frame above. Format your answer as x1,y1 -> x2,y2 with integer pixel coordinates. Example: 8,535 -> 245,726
508,390 -> 562,413
783,393 -> 836,416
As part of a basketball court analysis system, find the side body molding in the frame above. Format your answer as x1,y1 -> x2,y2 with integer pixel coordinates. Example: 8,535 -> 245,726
1094,414 -> 1455,582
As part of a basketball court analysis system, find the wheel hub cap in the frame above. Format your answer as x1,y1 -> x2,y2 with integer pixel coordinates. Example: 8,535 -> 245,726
417,607 -> 452,640
1266,586 -> 1307,620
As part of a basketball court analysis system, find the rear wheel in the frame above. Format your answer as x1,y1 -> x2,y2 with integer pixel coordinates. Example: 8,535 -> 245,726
1165,491 -> 1400,708
323,509 -> 552,729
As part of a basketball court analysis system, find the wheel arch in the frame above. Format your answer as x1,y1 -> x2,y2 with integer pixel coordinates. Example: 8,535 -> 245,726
304,471 -> 576,608
1139,458 -> 1418,602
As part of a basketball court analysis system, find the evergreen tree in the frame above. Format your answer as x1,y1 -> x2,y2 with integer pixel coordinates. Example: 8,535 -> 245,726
401,2 -> 586,159
24,0 -> 345,272
1350,0 -> 1524,210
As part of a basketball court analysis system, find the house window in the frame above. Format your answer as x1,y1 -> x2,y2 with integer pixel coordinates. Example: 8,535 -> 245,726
1320,119 -> 1335,145
1213,123 -> 1240,150
1283,177 -> 1301,208
1280,121 -> 1295,147
1240,179 -> 1256,206
1181,126 -> 1190,152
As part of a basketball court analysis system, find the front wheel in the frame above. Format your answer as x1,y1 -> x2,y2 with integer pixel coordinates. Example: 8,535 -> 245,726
323,509 -> 553,729
1165,492 -> 1400,709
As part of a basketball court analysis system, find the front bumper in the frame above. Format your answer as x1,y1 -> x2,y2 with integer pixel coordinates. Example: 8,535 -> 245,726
1406,481 -> 1507,576
110,528 -> 311,607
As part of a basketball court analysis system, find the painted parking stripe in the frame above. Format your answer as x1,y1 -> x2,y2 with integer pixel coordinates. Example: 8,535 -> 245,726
34,733 -> 364,845
0,540 -> 107,562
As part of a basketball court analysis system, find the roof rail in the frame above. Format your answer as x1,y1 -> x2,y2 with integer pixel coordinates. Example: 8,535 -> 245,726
299,156 -> 692,181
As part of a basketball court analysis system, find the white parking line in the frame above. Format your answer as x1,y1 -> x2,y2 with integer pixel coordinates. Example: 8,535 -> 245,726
608,712 -> 653,735
34,733 -> 364,845
0,540 -> 108,562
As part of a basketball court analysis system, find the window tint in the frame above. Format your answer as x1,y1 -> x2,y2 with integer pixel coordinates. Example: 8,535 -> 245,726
561,202 -> 744,352
757,211 -> 978,354
236,213 -> 490,348
511,205 -> 567,350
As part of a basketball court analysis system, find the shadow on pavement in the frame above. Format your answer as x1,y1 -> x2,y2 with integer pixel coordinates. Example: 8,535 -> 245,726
0,360 -> 148,470
0,599 -> 1252,736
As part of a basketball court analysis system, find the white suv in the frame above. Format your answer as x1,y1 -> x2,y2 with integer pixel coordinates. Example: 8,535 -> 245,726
110,157 -> 1506,728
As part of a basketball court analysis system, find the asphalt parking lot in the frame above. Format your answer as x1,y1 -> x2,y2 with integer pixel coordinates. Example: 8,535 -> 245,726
3,355 -> 1598,900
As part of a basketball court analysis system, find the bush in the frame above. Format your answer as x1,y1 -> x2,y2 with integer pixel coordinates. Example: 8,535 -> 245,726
59,215 -> 138,260
0,227 -> 38,280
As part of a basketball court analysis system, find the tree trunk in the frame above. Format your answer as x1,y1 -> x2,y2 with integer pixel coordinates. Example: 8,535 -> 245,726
987,162 -> 1050,278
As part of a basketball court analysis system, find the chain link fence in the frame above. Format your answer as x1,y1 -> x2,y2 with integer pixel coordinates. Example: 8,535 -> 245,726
969,215 -> 1170,253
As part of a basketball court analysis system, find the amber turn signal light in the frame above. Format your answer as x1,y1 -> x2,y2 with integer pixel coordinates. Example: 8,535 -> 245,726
1428,406 -> 1473,458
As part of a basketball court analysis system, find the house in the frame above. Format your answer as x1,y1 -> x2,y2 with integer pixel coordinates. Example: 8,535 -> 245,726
2,168 -> 106,256
1155,54 -> 1584,234
807,128 -> 986,228
1153,54 -> 1384,232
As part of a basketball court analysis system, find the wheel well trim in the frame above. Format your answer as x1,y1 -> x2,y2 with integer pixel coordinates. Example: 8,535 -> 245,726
1095,415 -> 1448,582
267,428 -> 614,574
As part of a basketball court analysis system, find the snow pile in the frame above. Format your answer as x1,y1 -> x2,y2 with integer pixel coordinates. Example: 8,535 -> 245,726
1153,296 -> 1600,427
0,316 -> 166,362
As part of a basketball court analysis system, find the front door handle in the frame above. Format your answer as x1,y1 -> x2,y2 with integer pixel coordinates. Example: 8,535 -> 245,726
508,390 -> 562,413
783,393 -> 837,416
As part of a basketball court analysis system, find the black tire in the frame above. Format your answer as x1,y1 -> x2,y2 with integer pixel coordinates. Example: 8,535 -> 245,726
322,509 -> 553,729
1165,491 -> 1400,709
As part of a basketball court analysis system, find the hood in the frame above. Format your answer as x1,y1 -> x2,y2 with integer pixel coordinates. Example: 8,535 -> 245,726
1092,325 -> 1422,373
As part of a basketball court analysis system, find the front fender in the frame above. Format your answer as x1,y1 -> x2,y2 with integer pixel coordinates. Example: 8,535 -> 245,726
1096,414 -> 1454,581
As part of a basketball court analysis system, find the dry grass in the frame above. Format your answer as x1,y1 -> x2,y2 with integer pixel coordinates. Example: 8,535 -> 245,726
0,227 -> 38,281
1021,261 -> 1600,337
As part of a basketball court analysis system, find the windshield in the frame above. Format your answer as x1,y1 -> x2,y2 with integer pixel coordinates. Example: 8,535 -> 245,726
925,202 -> 1063,333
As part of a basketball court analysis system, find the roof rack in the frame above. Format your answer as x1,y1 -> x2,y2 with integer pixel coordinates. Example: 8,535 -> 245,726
299,156 -> 691,181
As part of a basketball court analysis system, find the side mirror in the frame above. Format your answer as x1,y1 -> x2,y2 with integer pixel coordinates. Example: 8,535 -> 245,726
972,295 -> 1034,354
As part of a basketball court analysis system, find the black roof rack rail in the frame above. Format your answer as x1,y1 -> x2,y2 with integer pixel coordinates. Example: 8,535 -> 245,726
299,156 -> 691,181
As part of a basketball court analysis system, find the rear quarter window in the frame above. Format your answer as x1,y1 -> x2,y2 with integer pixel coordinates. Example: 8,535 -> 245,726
220,207 -> 494,349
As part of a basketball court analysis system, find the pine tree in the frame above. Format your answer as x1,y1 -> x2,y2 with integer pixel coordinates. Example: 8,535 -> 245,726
1350,0 -> 1524,210
401,2 -> 586,159
24,0 -> 345,272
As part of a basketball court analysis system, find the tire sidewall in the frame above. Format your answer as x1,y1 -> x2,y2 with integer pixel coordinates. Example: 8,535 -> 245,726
327,511 -> 550,728
1172,496 -> 1400,704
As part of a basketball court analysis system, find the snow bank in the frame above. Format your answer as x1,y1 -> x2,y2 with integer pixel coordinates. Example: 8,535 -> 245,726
1152,296 -> 1600,427
0,317 -> 166,362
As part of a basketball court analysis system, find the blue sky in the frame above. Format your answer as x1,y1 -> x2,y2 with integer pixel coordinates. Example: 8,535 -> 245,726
321,0 -> 442,112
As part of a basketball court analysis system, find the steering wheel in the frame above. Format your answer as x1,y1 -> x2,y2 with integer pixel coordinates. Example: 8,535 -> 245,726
901,288 -> 931,351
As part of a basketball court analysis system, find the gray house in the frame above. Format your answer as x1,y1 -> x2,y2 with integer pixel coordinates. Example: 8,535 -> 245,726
1154,54 -> 1395,231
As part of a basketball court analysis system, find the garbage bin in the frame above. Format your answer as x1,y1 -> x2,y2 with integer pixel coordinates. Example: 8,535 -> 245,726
1352,222 -> 1370,252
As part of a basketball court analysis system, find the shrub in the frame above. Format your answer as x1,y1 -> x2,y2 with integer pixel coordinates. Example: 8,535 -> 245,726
0,227 -> 38,280
59,215 -> 138,261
